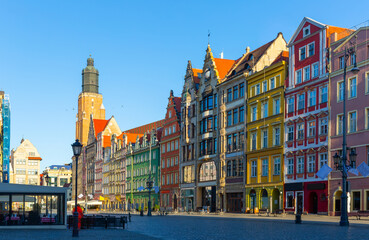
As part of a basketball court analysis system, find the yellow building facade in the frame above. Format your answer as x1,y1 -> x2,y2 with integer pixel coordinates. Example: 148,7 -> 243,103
245,59 -> 287,213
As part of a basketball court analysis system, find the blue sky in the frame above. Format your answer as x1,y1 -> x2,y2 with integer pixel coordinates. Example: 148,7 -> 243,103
0,0 -> 368,171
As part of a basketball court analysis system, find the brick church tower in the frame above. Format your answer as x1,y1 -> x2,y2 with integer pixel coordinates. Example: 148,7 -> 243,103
75,56 -> 105,145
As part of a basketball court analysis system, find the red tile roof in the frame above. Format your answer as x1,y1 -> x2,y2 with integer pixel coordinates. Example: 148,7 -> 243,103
93,119 -> 109,137
124,132 -> 143,144
103,135 -> 111,147
123,119 -> 165,134
192,68 -> 202,84
272,50 -> 289,64
213,58 -> 236,79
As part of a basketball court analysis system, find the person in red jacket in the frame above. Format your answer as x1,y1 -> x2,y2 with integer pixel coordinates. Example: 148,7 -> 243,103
72,204 -> 84,229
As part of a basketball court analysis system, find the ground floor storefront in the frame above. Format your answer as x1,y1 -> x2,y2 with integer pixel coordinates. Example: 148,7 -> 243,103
181,189 -> 194,212
160,188 -> 180,210
196,185 -> 217,212
329,177 -> 369,216
126,192 -> 159,211
245,184 -> 283,214
284,181 -> 328,214
101,195 -> 126,211
224,181 -> 244,213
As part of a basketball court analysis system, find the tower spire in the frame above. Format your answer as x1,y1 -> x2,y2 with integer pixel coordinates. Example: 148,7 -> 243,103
82,55 -> 99,93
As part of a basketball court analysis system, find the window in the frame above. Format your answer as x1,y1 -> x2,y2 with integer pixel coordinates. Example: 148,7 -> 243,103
261,102 -> 268,118
339,56 -> 344,69
319,118 -> 328,135
338,81 -> 344,102
298,94 -> 305,110
162,145 -> 165,153
349,111 -> 357,133
173,125 -> 176,133
304,66 -> 310,81
308,42 -> 315,57
233,85 -> 239,100
273,98 -> 280,115
262,130 -> 268,149
262,159 -> 268,176
297,123 -> 304,139
288,97 -> 294,113
320,85 -> 327,103
308,90 -> 316,107
297,157 -> 304,174
303,25 -> 310,37
162,175 -> 165,185
255,84 -> 260,95
251,161 -> 257,177
262,81 -> 267,92
239,106 -> 244,123
308,155 -> 315,173
227,161 -> 232,177
366,108 -> 369,130
232,160 -> 237,176
252,106 -> 257,121
233,108 -> 238,125
287,126 -> 294,141
366,72 -> 369,94
214,94 -> 217,108
320,153 -> 328,168
313,63 -> 319,78
274,157 -> 281,175
351,53 -> 356,65
227,110 -> 232,127
214,115 -> 218,131
270,78 -> 275,89
227,88 -> 232,102
353,191 -> 361,211
349,77 -> 357,98
300,46 -> 306,60
167,143 -> 170,152
251,132 -> 257,151
308,121 -> 316,137
296,70 -> 302,84
337,114 -> 343,135
287,158 -> 294,175
239,83 -> 244,97
175,140 -> 179,150
274,127 -> 280,146
227,135 -> 232,152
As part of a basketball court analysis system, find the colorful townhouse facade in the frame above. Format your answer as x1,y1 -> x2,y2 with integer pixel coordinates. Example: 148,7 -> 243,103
196,45 -> 235,212
180,61 -> 201,211
160,90 -> 181,210
329,27 -> 369,216
126,129 -> 162,211
284,17 -> 349,214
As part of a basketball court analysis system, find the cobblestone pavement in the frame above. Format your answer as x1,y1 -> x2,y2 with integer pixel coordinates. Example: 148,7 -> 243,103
1,214 -> 369,240
126,214 -> 369,240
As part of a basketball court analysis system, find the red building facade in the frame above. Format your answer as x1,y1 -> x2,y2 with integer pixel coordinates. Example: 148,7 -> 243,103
160,90 -> 181,210
284,17 -> 348,214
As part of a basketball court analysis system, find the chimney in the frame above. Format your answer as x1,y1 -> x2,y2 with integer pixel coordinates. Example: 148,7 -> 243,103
220,51 -> 224,59
246,46 -> 250,54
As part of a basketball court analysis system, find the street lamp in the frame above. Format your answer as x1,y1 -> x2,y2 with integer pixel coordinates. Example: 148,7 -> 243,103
71,139 -> 83,237
147,134 -> 157,217
334,46 -> 359,226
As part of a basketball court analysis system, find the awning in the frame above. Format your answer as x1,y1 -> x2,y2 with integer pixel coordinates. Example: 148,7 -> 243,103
67,200 -> 85,206
87,200 -> 102,206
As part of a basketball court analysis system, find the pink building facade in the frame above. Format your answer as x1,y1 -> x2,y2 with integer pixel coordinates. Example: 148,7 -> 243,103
284,18 -> 348,214
329,27 -> 369,216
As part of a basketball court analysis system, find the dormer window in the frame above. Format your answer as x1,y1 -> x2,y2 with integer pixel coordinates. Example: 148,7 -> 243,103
303,25 -> 310,37
248,54 -> 254,61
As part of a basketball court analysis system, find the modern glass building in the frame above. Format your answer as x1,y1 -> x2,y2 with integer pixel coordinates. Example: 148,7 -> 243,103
0,183 -> 67,229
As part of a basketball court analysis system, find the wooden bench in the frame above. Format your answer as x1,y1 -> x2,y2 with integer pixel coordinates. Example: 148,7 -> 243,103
356,211 -> 369,220
258,208 -> 269,216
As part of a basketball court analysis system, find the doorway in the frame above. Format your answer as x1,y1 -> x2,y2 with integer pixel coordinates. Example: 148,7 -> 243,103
272,189 -> 280,213
309,192 -> 318,214
173,194 -> 177,210
296,191 -> 303,214
250,190 -> 256,213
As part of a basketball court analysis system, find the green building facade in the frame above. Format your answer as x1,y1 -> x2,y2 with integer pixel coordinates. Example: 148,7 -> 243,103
126,131 -> 160,211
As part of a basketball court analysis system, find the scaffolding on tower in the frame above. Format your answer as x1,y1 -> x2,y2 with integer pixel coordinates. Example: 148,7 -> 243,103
2,94 -> 10,183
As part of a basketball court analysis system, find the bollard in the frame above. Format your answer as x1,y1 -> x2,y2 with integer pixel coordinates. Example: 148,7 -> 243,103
295,214 -> 302,224
105,217 -> 108,229
128,212 -> 131,222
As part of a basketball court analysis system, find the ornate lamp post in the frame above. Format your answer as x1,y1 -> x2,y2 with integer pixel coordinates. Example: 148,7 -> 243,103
71,139 -> 83,237
146,134 -> 157,217
333,46 -> 359,226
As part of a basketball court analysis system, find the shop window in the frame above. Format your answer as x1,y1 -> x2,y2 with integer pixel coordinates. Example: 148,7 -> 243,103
353,191 -> 361,211
286,192 -> 294,208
